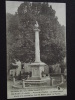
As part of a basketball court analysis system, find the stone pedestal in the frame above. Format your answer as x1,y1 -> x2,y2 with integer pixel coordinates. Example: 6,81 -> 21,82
28,62 -> 46,79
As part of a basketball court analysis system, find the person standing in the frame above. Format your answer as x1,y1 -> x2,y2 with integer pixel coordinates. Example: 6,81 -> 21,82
12,59 -> 21,76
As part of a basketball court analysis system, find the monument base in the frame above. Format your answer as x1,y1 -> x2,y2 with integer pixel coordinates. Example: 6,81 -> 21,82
28,61 -> 47,80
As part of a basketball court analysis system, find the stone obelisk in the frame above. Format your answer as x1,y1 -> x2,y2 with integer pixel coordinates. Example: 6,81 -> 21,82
34,21 -> 40,62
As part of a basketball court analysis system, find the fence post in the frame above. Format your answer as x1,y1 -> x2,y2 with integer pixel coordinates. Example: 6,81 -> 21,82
28,75 -> 30,79
52,78 -> 54,86
22,79 -> 25,88
50,77 -> 53,86
13,77 -> 15,85
61,74 -> 64,83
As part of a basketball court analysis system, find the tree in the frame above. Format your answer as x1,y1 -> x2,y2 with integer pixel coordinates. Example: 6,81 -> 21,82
6,2 -> 66,70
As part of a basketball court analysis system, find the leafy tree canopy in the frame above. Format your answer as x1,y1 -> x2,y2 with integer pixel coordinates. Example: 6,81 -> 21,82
6,2 -> 66,69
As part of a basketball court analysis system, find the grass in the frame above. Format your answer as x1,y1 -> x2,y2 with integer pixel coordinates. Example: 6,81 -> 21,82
7,76 -> 67,90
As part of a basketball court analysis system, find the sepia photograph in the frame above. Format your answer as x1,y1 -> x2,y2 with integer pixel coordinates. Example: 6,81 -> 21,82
6,1 -> 67,99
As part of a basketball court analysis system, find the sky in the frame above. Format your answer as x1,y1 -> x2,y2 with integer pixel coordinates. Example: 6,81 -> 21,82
6,1 -> 66,26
